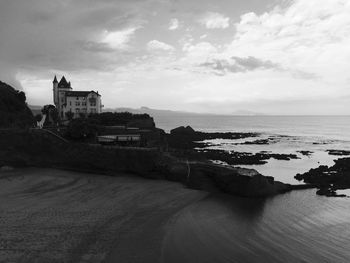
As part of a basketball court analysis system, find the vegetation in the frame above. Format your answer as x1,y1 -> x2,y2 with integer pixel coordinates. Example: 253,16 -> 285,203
41,104 -> 59,126
66,111 -> 74,121
88,112 -> 152,126
65,117 -> 100,140
64,112 -> 154,141
0,80 -> 34,128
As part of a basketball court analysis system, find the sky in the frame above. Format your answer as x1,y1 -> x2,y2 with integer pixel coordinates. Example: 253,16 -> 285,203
0,0 -> 350,115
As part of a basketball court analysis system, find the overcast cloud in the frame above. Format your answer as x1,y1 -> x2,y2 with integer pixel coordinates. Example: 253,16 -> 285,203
0,0 -> 349,114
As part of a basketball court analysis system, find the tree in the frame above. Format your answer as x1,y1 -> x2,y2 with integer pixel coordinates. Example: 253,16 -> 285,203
66,111 -> 74,121
16,91 -> 26,103
66,118 -> 98,140
50,107 -> 59,124
34,114 -> 43,122
41,105 -> 59,126
0,81 -> 34,128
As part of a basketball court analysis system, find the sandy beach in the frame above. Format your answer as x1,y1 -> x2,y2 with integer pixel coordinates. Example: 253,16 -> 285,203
0,168 -> 206,262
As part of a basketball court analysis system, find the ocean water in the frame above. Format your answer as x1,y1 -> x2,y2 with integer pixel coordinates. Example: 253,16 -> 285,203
154,115 -> 350,184
163,191 -> 350,263
157,115 -> 350,262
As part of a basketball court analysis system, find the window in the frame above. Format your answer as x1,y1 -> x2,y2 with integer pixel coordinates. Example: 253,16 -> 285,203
76,108 -> 80,113
89,97 -> 96,106
76,97 -> 79,100
82,102 -> 86,106
76,102 -> 80,106
69,101 -> 72,106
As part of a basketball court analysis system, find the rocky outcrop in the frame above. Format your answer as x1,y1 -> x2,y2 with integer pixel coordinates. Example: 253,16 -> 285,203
167,126 -> 258,150
170,125 -> 196,135
156,154 -> 291,197
167,126 -> 299,165
326,150 -> 350,156
295,157 -> 350,197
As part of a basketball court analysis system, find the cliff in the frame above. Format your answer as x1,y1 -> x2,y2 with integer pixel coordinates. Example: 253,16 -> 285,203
0,81 -> 34,128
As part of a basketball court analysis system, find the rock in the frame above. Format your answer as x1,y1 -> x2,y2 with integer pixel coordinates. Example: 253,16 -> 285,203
326,150 -> 350,156
158,154 -> 291,197
242,138 -> 273,145
297,150 -> 313,156
295,157 -> 350,197
316,188 -> 347,197
170,126 -> 195,135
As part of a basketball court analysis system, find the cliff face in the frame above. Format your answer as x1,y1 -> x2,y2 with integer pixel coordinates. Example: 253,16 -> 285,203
0,81 -> 34,128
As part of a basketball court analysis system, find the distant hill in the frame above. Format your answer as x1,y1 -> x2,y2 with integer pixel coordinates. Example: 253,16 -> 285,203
104,106 -> 263,116
0,81 -> 34,128
230,110 -> 265,116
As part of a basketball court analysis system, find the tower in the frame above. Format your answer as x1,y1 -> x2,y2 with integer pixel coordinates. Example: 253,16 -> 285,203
53,75 -> 58,107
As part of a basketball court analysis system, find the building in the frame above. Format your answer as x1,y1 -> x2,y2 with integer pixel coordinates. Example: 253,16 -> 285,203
52,75 -> 103,119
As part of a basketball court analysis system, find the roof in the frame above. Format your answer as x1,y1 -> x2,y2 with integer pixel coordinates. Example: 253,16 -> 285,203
58,76 -> 71,89
65,90 -> 101,97
53,75 -> 58,83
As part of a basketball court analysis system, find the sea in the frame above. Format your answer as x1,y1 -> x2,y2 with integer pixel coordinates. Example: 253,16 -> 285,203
155,115 -> 350,263
155,115 -> 350,185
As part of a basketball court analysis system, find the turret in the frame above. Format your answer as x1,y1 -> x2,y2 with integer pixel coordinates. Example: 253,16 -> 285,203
53,75 -> 59,106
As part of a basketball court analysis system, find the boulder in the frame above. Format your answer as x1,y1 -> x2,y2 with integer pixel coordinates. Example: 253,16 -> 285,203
170,126 -> 195,135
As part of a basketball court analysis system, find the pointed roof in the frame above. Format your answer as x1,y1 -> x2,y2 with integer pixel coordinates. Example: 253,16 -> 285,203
53,75 -> 58,83
59,76 -> 68,85
58,76 -> 72,89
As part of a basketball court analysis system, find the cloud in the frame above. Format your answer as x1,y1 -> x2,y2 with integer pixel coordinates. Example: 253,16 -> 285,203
226,0 -> 350,82
147,40 -> 175,52
183,42 -> 217,57
199,56 -> 281,75
169,18 -> 179,30
101,27 -> 140,49
0,0 -> 147,82
199,12 -> 230,29
1,0 -> 350,114
0,62 -> 23,90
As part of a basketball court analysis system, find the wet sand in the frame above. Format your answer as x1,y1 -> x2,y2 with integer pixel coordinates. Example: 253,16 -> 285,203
0,168 -> 206,262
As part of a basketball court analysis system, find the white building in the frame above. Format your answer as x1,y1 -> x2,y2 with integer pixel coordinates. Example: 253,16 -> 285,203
53,76 -> 103,119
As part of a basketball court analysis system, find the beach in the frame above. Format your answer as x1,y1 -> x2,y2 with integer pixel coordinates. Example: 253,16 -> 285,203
2,166 -> 350,263
0,168 -> 206,262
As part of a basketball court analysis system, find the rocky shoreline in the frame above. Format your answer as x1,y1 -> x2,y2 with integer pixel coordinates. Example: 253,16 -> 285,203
0,128 -> 300,198
166,126 -> 300,166
5,125 -> 348,198
295,157 -> 350,197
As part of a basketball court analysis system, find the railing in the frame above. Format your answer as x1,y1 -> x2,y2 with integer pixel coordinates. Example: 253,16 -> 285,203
30,128 -> 69,143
